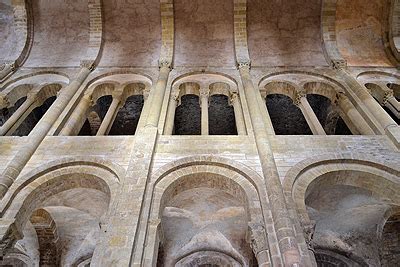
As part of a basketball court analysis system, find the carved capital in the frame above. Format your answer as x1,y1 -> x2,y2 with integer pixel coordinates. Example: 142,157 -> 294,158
0,61 -> 16,72
383,91 -> 394,105
80,60 -> 95,71
230,91 -> 239,105
0,220 -> 21,254
247,222 -> 268,255
0,93 -> 10,108
303,220 -> 316,249
171,88 -> 180,101
199,88 -> 210,99
330,59 -> 347,70
294,91 -> 306,106
158,59 -> 172,70
237,60 -> 251,70
143,87 -> 151,101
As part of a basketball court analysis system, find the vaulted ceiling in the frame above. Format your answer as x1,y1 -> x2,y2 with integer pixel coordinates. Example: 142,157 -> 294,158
0,0 -> 398,68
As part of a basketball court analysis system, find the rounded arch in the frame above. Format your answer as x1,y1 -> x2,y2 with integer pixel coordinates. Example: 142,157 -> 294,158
258,70 -> 349,93
171,71 -> 238,88
142,155 -> 270,266
262,81 -> 298,100
283,153 -> 400,225
303,81 -> 342,103
84,71 -> 153,90
2,71 -> 70,90
0,157 -> 123,242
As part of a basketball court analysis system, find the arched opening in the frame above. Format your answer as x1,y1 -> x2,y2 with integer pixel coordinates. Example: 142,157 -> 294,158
209,94 -> 237,135
306,94 -> 352,135
0,96 -> 27,127
13,95 -> 57,136
109,94 -> 144,135
155,173 -> 257,266
365,83 -> 400,124
0,165 -> 116,266
78,95 -> 112,136
174,94 -> 201,135
379,212 -> 400,266
303,170 -> 398,266
266,94 -> 312,135
314,249 -> 360,267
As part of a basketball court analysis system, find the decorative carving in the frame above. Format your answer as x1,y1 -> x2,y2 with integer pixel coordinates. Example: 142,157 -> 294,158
158,59 -> 172,70
199,88 -> 210,98
230,91 -> 239,105
80,60 -> 95,71
0,61 -> 16,72
143,87 -> 151,101
303,220 -> 316,250
247,222 -> 268,255
0,222 -> 21,254
330,59 -> 347,70
0,94 -> 10,108
237,61 -> 251,70
171,88 -> 180,101
383,91 -> 394,105
294,91 -> 306,106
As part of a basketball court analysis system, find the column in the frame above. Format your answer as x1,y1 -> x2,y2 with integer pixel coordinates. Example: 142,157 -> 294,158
338,69 -> 396,132
238,62 -> 300,266
295,92 -> 326,135
0,66 -> 92,198
199,88 -> 209,135
384,92 -> 400,119
59,94 -> 93,136
0,62 -> 16,81
337,93 -> 375,135
146,61 -> 172,127
96,95 -> 122,136
337,68 -> 399,147
0,92 -> 37,136
230,92 -> 246,135
164,89 -> 179,135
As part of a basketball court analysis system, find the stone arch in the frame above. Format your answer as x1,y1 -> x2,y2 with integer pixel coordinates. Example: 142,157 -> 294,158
2,71 -> 70,90
141,156 -> 271,266
314,249 -> 361,266
0,157 -> 123,248
283,153 -> 400,225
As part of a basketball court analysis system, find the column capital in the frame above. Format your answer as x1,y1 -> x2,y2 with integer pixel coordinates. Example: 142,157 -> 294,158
158,59 -> 172,70
199,88 -> 210,98
82,93 -> 94,106
0,61 -> 16,72
80,60 -> 95,71
0,93 -> 10,108
229,91 -> 239,104
294,91 -> 306,106
383,90 -> 395,105
247,222 -> 268,255
330,59 -> 347,70
143,87 -> 151,101
171,88 -> 180,101
237,60 -> 251,70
